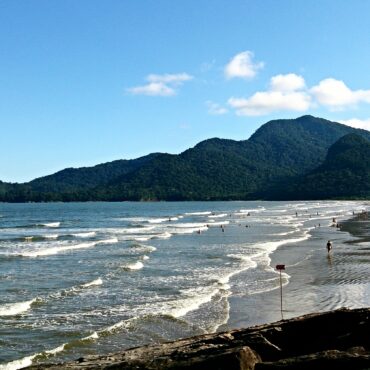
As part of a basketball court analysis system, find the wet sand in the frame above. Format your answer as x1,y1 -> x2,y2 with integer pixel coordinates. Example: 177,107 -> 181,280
225,210 -> 370,330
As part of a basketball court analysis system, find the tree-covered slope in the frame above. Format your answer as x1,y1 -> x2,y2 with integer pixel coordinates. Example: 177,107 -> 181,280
247,115 -> 370,174
28,153 -> 161,192
97,115 -> 370,201
1,115 -> 370,202
271,134 -> 370,200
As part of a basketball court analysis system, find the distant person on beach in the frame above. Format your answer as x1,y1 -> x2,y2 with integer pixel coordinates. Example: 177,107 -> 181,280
326,240 -> 332,253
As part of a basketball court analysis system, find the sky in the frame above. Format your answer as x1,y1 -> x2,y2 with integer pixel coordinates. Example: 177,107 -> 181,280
1,0 -> 370,182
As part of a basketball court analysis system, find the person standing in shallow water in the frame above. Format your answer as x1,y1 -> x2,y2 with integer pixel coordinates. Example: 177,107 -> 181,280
326,240 -> 332,253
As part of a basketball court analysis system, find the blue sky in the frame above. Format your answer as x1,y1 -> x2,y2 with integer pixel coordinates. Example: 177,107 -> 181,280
1,0 -> 370,182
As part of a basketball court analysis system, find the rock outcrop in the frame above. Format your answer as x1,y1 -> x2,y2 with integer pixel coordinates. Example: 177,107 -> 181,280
26,307 -> 370,370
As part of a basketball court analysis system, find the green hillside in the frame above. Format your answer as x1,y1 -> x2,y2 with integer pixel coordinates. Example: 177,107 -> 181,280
274,134 -> 370,200
1,116 -> 369,202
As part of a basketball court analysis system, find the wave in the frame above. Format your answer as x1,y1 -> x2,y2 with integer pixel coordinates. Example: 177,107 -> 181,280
254,234 -> 311,254
148,218 -> 170,224
207,221 -> 230,226
123,261 -> 144,270
271,230 -> 298,236
115,226 -> 155,234
20,238 -> 118,257
82,331 -> 99,341
184,211 -> 212,215
130,244 -> 157,253
0,342 -> 67,370
48,278 -> 104,301
0,298 -> 38,317
154,232 -> 172,239
170,226 -> 208,235
0,354 -> 37,370
43,234 -> 59,239
208,213 -> 228,218
81,278 -> 103,288
239,207 -> 266,213
172,222 -> 207,228
20,234 -> 59,242
71,231 -> 96,238
170,284 -> 230,319
42,222 -> 60,228
227,254 -> 259,265
134,236 -> 151,242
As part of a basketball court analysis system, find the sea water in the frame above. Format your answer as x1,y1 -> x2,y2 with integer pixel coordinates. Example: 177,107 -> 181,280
0,201 -> 368,369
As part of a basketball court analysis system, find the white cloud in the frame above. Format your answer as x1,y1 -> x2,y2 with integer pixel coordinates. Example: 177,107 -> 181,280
128,73 -> 193,96
228,73 -> 311,116
338,118 -> 370,131
224,51 -> 264,80
270,73 -> 306,92
128,82 -> 176,96
147,73 -> 193,84
206,101 -> 228,115
310,78 -> 370,109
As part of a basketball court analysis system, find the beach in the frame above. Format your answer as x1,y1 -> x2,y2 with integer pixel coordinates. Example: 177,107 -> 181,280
226,209 -> 370,330
1,201 -> 369,369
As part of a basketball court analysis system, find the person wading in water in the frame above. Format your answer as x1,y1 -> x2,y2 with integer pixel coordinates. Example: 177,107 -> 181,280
326,240 -> 333,253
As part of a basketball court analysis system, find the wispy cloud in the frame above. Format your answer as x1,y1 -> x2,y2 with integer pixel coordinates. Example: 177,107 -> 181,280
127,73 -> 193,96
228,73 -> 310,116
339,118 -> 370,131
206,100 -> 228,115
224,51 -> 264,80
310,78 -> 370,110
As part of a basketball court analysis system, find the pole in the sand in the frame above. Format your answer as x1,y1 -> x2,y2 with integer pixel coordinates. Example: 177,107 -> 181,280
275,264 -> 285,319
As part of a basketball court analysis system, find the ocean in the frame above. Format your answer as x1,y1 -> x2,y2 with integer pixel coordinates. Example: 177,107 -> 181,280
0,201 -> 369,369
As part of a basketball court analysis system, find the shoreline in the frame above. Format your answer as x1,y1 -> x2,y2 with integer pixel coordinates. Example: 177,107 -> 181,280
225,207 -> 370,330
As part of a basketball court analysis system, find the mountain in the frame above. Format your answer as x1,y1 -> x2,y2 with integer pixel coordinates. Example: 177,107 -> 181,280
273,133 -> 370,200
28,153 -> 161,193
94,115 -> 370,201
1,115 -> 370,202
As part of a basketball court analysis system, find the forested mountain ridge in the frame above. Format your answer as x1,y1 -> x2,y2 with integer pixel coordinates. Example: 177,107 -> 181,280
271,133 -> 370,200
1,115 -> 370,201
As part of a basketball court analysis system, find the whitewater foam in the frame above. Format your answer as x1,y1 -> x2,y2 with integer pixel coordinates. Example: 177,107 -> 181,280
81,278 -> 103,288
42,222 -> 60,228
71,231 -> 96,238
0,298 -> 37,316
207,221 -> 230,226
134,236 -> 151,242
170,226 -> 208,235
0,355 -> 37,370
184,211 -> 212,215
208,213 -> 228,218
131,244 -> 157,253
172,222 -> 207,228
148,218 -> 170,224
154,232 -> 172,239
20,238 -> 118,257
124,261 -> 144,270
44,234 -> 59,239
0,342 -> 67,370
